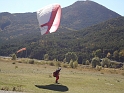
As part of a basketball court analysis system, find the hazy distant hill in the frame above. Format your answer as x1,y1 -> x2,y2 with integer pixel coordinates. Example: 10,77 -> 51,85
61,0 -> 121,30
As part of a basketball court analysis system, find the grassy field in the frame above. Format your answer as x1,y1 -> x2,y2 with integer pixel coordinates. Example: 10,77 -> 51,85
0,58 -> 124,93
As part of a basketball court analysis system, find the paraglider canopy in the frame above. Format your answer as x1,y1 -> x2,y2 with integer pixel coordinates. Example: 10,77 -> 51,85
17,48 -> 26,53
37,4 -> 61,35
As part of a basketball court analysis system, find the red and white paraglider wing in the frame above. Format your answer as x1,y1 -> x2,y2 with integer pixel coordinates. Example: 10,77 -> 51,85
17,48 -> 26,53
37,4 -> 61,35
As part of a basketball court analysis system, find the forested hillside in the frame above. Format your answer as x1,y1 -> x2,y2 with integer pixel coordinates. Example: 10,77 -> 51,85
0,16 -> 124,63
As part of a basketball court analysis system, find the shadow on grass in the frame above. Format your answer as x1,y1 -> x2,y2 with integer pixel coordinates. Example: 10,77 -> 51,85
35,84 -> 69,92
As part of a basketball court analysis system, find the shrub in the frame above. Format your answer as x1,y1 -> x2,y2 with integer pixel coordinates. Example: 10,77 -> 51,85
56,62 -> 61,67
96,65 -> 102,71
101,58 -> 110,68
104,65 -> 107,68
15,66 -> 18,69
28,59 -> 34,64
11,53 -> 17,60
110,61 -> 123,68
73,61 -> 78,68
85,60 -> 90,65
44,54 -> 49,61
12,85 -> 23,92
49,62 -> 55,66
12,62 -> 16,64
91,57 -> 100,68
21,58 -> 29,64
1,86 -> 9,91
62,63 -> 68,68
69,60 -> 78,69
69,60 -> 73,68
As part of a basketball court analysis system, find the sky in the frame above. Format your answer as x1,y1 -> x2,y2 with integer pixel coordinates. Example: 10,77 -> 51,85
0,0 -> 124,16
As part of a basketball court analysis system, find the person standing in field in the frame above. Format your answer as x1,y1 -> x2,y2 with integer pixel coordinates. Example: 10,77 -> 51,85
53,67 -> 61,83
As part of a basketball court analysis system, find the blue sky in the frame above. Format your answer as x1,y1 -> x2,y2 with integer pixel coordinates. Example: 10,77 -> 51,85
0,0 -> 124,16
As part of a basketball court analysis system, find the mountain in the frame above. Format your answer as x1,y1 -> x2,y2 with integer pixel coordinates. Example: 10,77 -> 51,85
0,12 -> 39,47
0,1 -> 123,61
0,1 -> 121,35
61,0 -> 121,30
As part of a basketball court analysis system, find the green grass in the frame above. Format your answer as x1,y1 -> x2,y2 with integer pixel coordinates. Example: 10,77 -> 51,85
0,59 -> 124,93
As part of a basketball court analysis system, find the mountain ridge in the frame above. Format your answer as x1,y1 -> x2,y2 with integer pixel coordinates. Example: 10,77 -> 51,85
61,0 -> 121,30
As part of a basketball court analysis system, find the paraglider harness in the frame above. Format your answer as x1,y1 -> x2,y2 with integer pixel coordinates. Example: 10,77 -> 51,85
53,69 -> 61,77
53,71 -> 57,77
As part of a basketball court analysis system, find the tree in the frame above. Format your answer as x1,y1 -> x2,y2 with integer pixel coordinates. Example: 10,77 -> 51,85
73,61 -> 78,68
85,60 -> 90,65
65,52 -> 77,63
91,57 -> 100,68
92,49 -> 102,58
69,59 -> 78,69
65,52 -> 72,62
69,59 -> 73,68
77,56 -> 83,64
106,52 -> 111,59
119,49 -> 124,62
95,49 -> 102,58
11,53 -> 17,60
44,54 -> 49,61
101,57 -> 110,67
113,50 -> 119,61
71,52 -> 78,62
